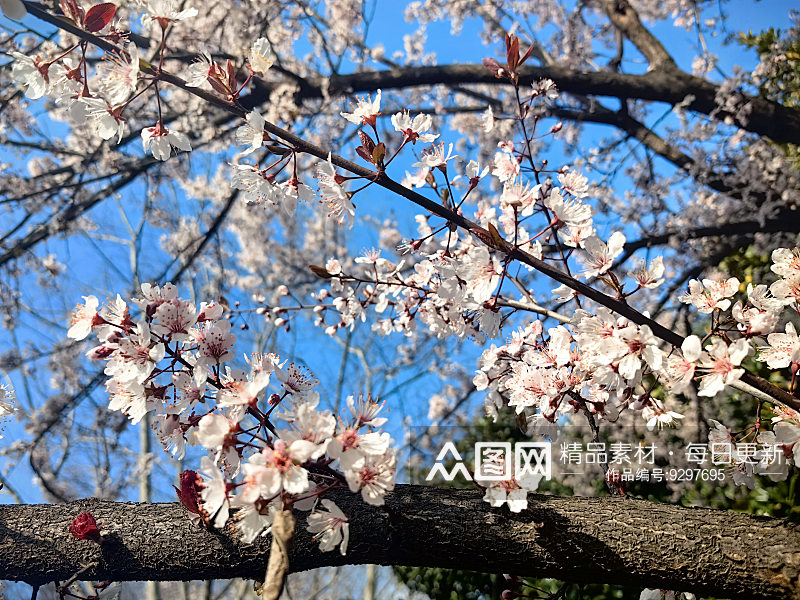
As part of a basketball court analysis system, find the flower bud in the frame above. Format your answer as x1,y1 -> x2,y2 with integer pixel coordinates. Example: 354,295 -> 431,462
69,512 -> 102,543
85,345 -> 115,361
174,470 -> 203,516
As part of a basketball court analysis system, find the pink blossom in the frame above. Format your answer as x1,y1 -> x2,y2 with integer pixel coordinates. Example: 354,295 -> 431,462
276,362 -> 319,395
757,322 -> 800,369
697,338 -> 752,397
679,277 -> 740,313
578,232 -> 625,279
152,297 -> 197,341
628,256 -> 665,289
417,142 -> 458,170
97,46 -> 140,104
10,52 -> 49,99
68,295 -> 100,340
342,452 -> 396,506
218,372 -> 270,407
491,150 -> 519,182
142,0 -> 198,23
391,110 -> 438,144
306,499 -> 349,555
315,154 -> 355,227
557,170 -> 589,198
141,123 -> 192,161
195,320 -> 236,367
340,90 -> 381,127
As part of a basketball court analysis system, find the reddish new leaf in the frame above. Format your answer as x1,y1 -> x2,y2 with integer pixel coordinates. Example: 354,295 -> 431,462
482,57 -> 505,78
83,2 -> 116,32
372,142 -> 386,166
208,76 -> 231,97
505,33 -> 520,71
358,130 -> 376,154
59,0 -> 84,23
174,470 -> 202,516
519,42 -> 535,67
309,265 -> 333,279
356,145 -> 376,165
226,59 -> 237,89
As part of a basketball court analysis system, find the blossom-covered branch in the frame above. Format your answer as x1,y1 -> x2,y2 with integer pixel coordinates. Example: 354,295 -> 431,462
24,0 -> 800,145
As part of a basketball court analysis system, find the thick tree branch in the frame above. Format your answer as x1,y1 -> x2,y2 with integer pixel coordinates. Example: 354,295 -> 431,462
0,487 -> 798,600
624,215 -> 800,254
241,64 -> 800,146
548,105 -> 778,205
598,0 -> 678,71
21,2 -> 800,145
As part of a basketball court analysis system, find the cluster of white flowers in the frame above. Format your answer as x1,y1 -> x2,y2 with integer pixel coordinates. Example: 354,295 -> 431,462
473,312 -> 675,436
215,70 -> 800,512
703,396 -> 799,489
9,7 -> 198,161
69,283 -> 396,555
667,249 -> 800,406
8,14 -> 285,165
306,239 -> 506,344
637,304 -> 792,488
470,247 -> 800,491
25,3 -> 798,568
228,109 -> 320,216
240,81 -> 800,500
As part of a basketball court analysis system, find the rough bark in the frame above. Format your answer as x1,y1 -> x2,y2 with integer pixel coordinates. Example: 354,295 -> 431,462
1,486 -> 798,600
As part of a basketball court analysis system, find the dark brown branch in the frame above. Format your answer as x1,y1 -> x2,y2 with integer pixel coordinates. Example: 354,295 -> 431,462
0,487 -> 798,600
547,105 -> 777,204
22,2 -> 800,144
598,0 -> 678,71
238,64 -> 800,146
624,215 -> 800,254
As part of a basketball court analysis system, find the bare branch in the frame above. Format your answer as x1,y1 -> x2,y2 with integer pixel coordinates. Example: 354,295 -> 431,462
547,105 -> 778,204
597,0 -> 679,71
